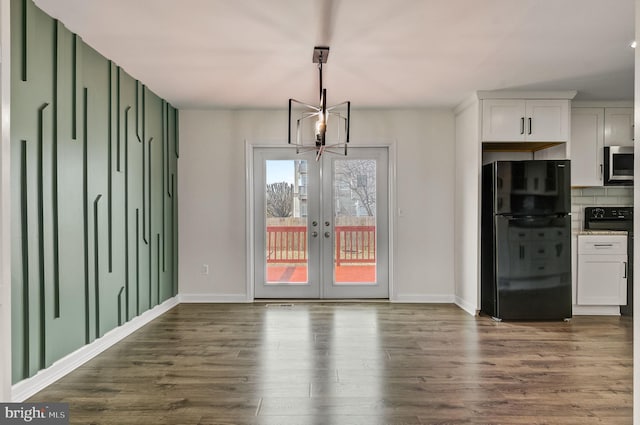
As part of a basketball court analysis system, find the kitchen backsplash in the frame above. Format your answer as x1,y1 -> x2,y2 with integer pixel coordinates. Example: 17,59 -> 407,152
571,187 -> 633,231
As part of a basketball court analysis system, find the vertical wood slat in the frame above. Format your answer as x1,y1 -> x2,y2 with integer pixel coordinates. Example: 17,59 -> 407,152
161,101 -> 166,272
124,106 -> 131,320
107,61 -> 113,273
148,138 -> 153,245
71,35 -> 77,140
171,175 -> 177,296
135,80 -> 141,143
174,107 -> 179,158
116,67 -> 121,172
83,88 -> 90,344
21,140 -> 30,379
142,132 -> 147,245
93,194 -> 103,338
37,103 -> 49,369
156,233 -> 160,304
52,21 -> 61,318
21,0 -> 27,81
117,287 -> 124,327
148,138 -> 153,309
165,104 -> 170,196
135,208 -> 140,316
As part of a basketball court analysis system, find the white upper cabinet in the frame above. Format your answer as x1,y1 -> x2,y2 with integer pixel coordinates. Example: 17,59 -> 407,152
526,100 -> 570,142
482,99 -> 570,142
570,105 -> 634,187
482,99 -> 526,141
604,107 -> 634,146
571,108 -> 604,187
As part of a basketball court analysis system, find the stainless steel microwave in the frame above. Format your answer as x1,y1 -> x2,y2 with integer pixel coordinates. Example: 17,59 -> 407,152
604,146 -> 633,186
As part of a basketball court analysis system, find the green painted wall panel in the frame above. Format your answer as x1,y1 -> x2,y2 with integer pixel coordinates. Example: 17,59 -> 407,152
118,69 -> 139,321
47,21 -> 86,365
10,0 -> 179,383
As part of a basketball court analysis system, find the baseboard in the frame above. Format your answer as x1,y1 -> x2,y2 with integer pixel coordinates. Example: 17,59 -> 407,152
391,294 -> 456,303
11,297 -> 180,402
178,293 -> 250,303
454,296 -> 479,316
572,305 -> 621,316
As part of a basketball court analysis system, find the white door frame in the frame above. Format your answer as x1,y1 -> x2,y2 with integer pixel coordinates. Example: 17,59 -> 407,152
245,141 -> 396,301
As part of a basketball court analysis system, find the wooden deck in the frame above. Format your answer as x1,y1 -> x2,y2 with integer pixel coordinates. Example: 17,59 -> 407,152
28,303 -> 632,424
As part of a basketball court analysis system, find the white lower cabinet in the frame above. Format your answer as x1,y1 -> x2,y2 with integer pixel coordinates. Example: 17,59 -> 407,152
577,234 -> 627,305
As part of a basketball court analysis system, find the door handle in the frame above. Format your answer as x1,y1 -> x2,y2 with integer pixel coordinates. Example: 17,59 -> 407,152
324,231 -> 331,238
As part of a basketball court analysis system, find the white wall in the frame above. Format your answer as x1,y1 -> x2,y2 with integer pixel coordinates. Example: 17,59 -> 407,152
0,0 -> 11,401
178,108 -> 456,302
453,98 -> 481,314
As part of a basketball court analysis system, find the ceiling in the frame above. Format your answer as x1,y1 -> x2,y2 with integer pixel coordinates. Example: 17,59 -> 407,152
34,0 -> 635,109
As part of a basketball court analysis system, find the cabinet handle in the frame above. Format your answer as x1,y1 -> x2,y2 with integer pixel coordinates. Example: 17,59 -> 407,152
520,117 -> 525,135
599,164 -> 603,180
624,261 -> 628,279
594,244 -> 613,247
528,117 -> 532,135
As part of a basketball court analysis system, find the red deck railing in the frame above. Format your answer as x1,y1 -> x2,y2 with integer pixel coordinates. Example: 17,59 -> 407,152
334,225 -> 376,266
266,226 -> 308,263
266,225 -> 376,265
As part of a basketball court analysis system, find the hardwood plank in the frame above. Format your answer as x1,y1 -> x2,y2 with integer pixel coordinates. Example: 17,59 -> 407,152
28,303 -> 632,424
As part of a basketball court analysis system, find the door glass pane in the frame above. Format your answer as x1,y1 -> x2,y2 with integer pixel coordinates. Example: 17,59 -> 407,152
265,160 -> 308,284
333,159 -> 376,284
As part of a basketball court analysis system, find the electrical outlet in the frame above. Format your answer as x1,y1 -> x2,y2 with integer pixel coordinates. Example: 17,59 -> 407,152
201,264 -> 209,275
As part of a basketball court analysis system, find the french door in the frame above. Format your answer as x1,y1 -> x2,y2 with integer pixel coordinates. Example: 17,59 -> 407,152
253,147 -> 389,299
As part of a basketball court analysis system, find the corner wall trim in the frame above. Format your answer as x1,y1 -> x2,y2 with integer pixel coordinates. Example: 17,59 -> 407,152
11,297 -> 180,402
454,296 -> 479,317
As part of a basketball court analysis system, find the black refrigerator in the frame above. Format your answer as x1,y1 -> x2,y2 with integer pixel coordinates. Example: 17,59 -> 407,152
481,160 -> 572,321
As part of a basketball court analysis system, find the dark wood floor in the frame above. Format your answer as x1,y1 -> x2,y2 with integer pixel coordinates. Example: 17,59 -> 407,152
29,303 -> 632,425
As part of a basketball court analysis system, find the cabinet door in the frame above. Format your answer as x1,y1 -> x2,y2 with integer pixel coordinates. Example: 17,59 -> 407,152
482,99 -> 526,142
525,100 -> 570,142
570,108 -> 604,186
577,254 -> 627,305
604,107 -> 634,147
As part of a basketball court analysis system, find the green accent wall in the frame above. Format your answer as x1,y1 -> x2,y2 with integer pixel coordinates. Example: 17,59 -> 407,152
10,0 -> 179,383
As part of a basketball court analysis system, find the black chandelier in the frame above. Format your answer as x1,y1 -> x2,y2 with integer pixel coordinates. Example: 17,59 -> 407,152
288,46 -> 351,161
